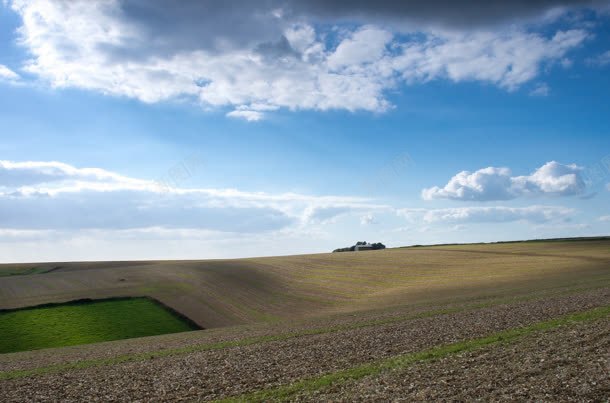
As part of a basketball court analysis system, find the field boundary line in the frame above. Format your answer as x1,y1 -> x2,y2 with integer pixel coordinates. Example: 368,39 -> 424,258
218,305 -> 610,402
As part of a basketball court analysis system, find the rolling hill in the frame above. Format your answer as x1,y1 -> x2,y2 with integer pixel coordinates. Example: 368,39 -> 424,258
1,239 -> 609,329
1,239 -> 609,401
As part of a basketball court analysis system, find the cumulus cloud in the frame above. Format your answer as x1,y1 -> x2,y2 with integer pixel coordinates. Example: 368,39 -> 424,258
599,215 -> 610,222
512,161 -> 586,195
398,205 -> 575,224
422,161 -> 586,201
6,1 -> 592,119
422,167 -> 514,201
0,159 -> 386,233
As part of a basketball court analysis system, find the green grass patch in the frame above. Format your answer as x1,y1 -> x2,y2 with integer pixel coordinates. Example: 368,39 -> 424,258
221,305 -> 610,402
0,297 -> 200,354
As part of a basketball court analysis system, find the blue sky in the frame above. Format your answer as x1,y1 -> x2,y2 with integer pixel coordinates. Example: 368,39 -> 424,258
0,1 -> 609,262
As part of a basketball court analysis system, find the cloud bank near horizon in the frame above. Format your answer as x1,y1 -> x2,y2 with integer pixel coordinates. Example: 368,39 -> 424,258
0,159 -> 582,236
0,158 -> 600,261
0,159 -> 387,234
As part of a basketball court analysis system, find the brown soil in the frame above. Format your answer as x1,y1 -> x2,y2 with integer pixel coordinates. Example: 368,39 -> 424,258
300,318 -> 609,402
1,288 -> 608,402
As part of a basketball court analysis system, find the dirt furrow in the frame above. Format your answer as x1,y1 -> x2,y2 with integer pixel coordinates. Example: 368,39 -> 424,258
1,288 -> 608,402
296,318 -> 609,402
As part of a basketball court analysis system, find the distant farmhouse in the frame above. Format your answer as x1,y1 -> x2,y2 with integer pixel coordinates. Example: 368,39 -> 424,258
333,241 -> 386,253
354,243 -> 374,251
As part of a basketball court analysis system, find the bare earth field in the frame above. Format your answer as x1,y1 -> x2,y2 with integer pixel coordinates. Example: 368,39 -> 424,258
0,240 -> 609,401
293,314 -> 610,402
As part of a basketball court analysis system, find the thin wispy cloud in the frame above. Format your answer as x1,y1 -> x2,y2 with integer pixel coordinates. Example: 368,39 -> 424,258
530,83 -> 551,96
586,49 -> 610,66
0,159 -> 386,233
0,64 -> 19,81
398,205 -> 575,224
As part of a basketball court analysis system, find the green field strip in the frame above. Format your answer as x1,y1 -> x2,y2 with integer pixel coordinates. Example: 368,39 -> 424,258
219,305 -> 610,403
1,283 -> 608,381
0,297 -> 200,354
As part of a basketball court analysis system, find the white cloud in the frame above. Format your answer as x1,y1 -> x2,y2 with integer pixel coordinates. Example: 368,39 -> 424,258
530,82 -> 550,96
512,161 -> 585,196
586,50 -> 610,66
7,1 -> 589,119
0,64 -> 19,81
398,205 -> 575,224
283,24 -> 316,55
226,110 -> 265,121
423,161 -> 586,201
0,160 -> 148,190
0,159 -> 386,234
0,159 -> 589,261
301,205 -> 353,225
422,167 -> 514,201
327,27 -> 392,70
599,215 -> 610,222
391,29 -> 587,90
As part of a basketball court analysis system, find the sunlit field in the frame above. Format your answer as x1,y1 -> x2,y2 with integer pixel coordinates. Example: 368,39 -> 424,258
0,297 -> 199,353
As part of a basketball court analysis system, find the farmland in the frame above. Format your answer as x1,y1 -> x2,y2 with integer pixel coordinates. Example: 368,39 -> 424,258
0,239 -> 609,401
0,297 -> 199,353
1,240 -> 609,329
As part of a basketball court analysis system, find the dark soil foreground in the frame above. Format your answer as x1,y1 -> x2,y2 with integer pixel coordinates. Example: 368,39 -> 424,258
294,317 -> 610,402
1,287 -> 608,402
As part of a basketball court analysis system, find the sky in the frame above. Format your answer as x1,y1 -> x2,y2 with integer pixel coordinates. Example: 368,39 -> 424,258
0,0 -> 609,263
